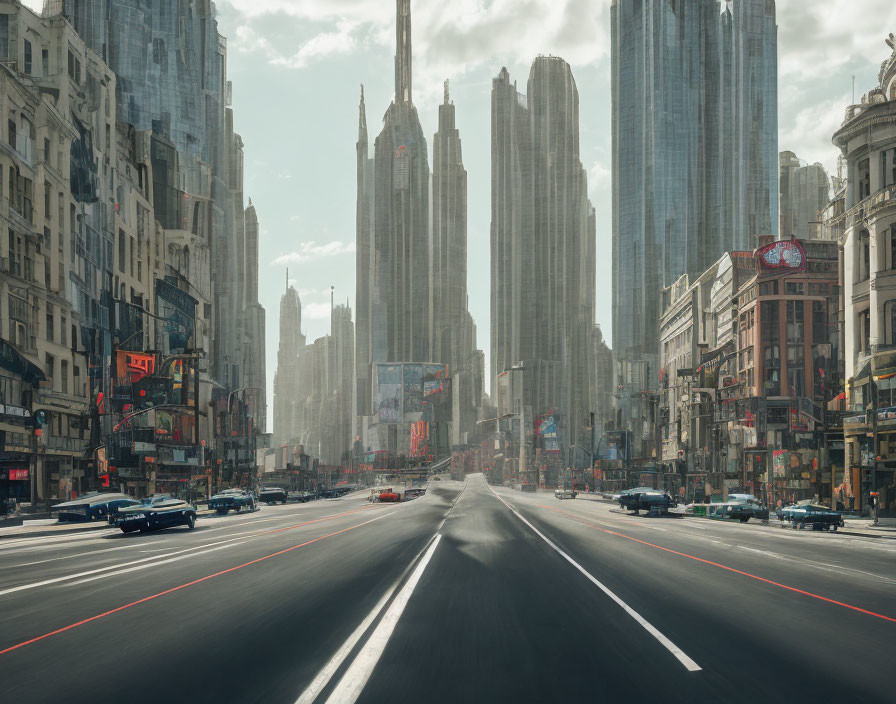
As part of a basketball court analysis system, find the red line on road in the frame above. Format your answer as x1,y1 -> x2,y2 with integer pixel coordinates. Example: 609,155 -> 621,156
0,511 -> 392,656
536,504 -> 896,624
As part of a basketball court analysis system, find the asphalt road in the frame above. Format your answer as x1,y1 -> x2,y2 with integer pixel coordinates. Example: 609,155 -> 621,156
1,474 -> 893,703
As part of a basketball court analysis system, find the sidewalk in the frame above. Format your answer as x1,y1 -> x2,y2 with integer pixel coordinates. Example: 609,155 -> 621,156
0,518 -> 115,540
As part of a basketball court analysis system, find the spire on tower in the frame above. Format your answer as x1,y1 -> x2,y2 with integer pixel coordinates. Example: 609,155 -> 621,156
395,0 -> 412,104
444,79 -> 449,105
358,84 -> 368,141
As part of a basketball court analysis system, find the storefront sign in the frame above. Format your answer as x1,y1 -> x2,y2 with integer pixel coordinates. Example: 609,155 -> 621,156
0,404 -> 31,418
757,238 -> 806,272
8,468 -> 29,480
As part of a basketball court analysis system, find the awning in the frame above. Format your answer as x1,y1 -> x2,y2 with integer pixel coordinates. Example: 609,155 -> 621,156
853,361 -> 871,386
0,338 -> 46,385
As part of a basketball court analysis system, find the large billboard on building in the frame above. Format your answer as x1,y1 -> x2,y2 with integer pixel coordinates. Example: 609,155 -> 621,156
422,364 -> 451,421
403,364 -> 423,415
376,364 -> 403,423
410,420 -> 430,457
155,278 -> 197,354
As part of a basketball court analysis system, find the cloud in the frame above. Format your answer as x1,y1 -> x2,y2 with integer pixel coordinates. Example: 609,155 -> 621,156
271,240 -> 356,266
302,302 -> 333,320
223,0 -> 609,95
588,161 -> 610,202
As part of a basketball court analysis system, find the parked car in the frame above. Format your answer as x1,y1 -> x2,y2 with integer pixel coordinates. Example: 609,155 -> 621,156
111,495 -> 197,533
377,490 -> 401,503
619,489 -> 677,514
288,491 -> 315,503
404,488 -> 426,500
721,494 -> 770,523
258,487 -> 288,504
53,492 -> 141,522
519,483 -> 537,493
555,487 -> 577,500
777,500 -> 844,531
209,488 -> 257,515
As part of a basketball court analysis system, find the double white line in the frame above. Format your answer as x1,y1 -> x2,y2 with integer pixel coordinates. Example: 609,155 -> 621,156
297,534 -> 442,704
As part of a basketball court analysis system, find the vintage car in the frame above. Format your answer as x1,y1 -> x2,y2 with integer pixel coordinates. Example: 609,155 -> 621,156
372,489 -> 401,503
721,494 -> 770,523
777,500 -> 844,531
619,488 -> 677,514
258,487 -> 288,504
519,483 -> 537,493
404,488 -> 426,500
53,492 -> 141,522
208,488 -> 257,514
288,491 -> 315,503
111,495 -> 197,533
555,487 -> 578,500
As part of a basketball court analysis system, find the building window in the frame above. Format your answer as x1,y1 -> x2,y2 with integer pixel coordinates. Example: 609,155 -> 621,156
45,353 -> 55,387
764,346 -> 781,396
46,312 -> 54,342
858,158 -> 871,200
60,360 -> 68,394
785,281 -> 804,295
118,228 -> 125,272
759,280 -> 778,296
41,48 -> 48,76
761,300 -> 780,343
812,301 -> 826,344
859,310 -> 871,354
787,300 -> 804,342
863,236 -> 871,280
23,39 -> 31,74
787,346 -> 805,397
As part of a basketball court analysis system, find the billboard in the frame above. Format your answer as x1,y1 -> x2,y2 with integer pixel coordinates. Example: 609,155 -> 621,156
403,364 -> 423,415
410,421 -> 430,457
155,278 -> 197,354
376,365 -> 403,423
116,351 -> 155,384
422,364 -> 451,421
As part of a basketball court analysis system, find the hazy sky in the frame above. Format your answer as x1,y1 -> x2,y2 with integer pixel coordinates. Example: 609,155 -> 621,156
24,0 -> 896,425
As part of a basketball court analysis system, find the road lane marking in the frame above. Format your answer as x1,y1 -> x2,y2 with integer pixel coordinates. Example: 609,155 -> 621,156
0,511 -> 396,657
324,535 -> 442,703
539,503 -> 896,623
298,483 -> 466,703
490,490 -> 701,672
66,543 -> 248,585
0,506 -> 383,598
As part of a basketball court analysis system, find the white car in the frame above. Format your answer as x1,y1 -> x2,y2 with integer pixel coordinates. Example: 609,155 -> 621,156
554,487 -> 577,500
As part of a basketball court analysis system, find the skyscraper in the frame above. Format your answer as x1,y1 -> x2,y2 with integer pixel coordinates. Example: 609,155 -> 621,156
610,0 -> 778,368
432,80 -> 474,374
490,57 -> 596,447
373,0 -> 431,364
273,282 -> 304,448
779,151 -> 831,239
241,201 -> 267,432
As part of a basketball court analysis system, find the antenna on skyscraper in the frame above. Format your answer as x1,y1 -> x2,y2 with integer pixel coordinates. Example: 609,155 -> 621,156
286,268 -> 289,291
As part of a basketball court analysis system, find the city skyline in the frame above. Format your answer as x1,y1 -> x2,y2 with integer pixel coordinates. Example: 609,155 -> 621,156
189,0 -> 896,430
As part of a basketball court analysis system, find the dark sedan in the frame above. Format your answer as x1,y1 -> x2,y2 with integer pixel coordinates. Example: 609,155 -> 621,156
53,492 -> 141,522
619,489 -> 677,515
111,496 -> 197,533
258,487 -> 288,504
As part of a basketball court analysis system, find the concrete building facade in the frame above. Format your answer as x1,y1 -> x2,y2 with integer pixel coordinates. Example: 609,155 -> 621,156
490,57 -> 596,450
610,0 -> 778,388
835,34 -> 896,518
779,151 -> 830,240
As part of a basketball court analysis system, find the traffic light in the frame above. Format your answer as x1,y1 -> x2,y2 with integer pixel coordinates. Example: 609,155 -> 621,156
33,409 -> 47,428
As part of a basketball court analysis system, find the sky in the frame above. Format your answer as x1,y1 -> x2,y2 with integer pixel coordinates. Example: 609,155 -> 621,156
23,0 -> 896,427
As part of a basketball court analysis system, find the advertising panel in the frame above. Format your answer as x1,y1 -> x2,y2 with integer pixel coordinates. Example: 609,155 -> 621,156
116,351 -> 156,384
422,364 -> 451,421
403,364 -> 423,415
410,421 -> 430,457
376,365 -> 403,423
155,278 -> 197,354
537,414 -> 560,451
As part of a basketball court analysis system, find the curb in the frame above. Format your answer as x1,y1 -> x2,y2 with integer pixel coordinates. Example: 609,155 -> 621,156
0,523 -> 115,540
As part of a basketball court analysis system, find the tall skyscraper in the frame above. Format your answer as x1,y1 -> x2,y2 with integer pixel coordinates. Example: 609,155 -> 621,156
432,80 -> 474,374
355,85 -> 375,419
490,57 -> 596,447
610,0 -> 778,368
273,282 -> 304,447
373,0 -> 431,363
241,201 -> 267,432
779,151 -> 831,239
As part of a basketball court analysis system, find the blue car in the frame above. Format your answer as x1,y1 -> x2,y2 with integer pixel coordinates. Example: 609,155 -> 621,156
111,495 -> 197,534
53,492 -> 141,522
777,500 -> 844,531
209,489 -> 257,515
